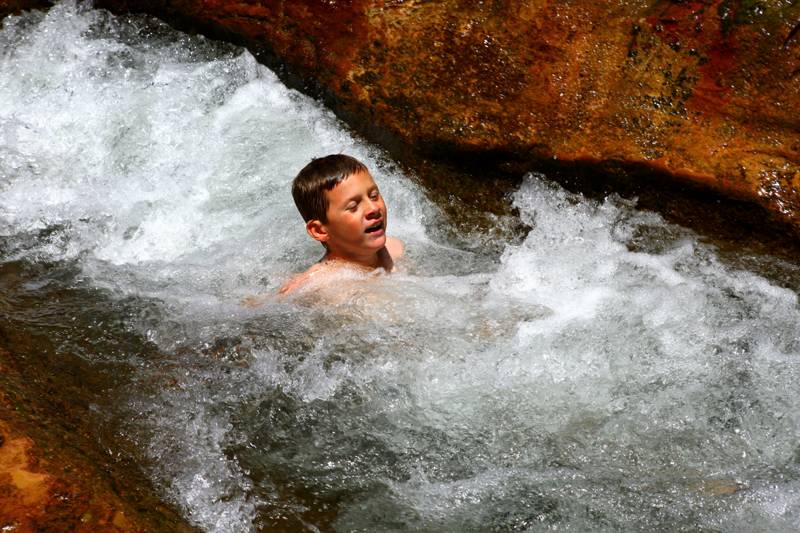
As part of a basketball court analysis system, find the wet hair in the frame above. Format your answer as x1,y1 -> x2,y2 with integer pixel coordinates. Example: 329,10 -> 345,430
291,154 -> 368,222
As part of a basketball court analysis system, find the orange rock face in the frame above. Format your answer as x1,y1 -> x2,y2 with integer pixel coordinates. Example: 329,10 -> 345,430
0,347 -> 193,531
3,0 -> 800,227
0,419 -> 136,531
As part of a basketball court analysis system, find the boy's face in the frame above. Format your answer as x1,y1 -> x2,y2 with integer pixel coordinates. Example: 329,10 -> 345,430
312,170 -> 388,258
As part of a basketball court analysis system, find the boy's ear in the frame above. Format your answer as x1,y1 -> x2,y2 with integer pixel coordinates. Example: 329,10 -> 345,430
306,219 -> 329,243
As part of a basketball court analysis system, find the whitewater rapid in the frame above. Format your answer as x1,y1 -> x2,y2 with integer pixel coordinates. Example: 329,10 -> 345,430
3,3 -> 800,531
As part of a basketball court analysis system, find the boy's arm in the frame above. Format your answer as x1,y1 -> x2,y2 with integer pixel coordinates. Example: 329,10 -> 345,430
278,262 -> 326,295
279,275 -> 305,295
242,294 -> 269,307
242,267 -> 318,305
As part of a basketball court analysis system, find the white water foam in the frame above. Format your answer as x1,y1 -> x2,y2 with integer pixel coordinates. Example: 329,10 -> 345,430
3,3 -> 800,532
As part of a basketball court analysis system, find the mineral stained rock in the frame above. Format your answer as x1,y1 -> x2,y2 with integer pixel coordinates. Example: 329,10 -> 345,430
5,0 -> 800,228
0,346 -> 194,532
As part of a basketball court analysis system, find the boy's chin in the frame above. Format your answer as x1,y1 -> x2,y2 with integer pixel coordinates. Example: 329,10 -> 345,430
364,233 -> 387,248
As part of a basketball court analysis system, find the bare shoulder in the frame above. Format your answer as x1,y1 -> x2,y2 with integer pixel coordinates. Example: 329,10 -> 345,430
386,236 -> 404,260
279,262 -> 326,295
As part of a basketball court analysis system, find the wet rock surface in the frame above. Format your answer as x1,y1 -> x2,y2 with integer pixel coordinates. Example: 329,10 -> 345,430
0,342 -> 194,531
0,258 -> 195,532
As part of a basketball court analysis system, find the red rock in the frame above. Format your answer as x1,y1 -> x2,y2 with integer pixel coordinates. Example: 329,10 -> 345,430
0,347 -> 194,531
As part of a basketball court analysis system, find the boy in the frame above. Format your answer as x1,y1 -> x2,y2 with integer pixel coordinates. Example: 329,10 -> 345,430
280,154 -> 404,294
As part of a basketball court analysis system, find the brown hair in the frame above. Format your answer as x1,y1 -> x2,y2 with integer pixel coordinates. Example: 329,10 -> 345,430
291,154 -> 368,222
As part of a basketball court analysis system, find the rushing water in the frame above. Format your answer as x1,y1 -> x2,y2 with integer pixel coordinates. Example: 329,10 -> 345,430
3,3 -> 800,531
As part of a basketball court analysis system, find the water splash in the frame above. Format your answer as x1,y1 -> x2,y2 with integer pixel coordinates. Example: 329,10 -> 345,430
3,3 -> 800,532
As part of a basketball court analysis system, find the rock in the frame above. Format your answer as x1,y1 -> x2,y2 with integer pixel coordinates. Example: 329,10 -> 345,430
0,347 -> 195,531
0,418 -> 144,531
0,0 -> 49,19
3,1 -> 800,230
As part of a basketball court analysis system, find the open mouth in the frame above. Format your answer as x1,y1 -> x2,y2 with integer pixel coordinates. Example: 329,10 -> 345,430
365,221 -> 384,233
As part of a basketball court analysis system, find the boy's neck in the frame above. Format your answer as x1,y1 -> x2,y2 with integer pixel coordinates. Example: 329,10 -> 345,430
324,247 -> 387,270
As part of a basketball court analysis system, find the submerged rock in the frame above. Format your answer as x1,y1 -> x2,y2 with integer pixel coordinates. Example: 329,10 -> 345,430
2,0 -> 799,227
0,347 -> 195,531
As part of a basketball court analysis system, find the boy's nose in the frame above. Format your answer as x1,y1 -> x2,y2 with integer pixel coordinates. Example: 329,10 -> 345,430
365,200 -> 382,218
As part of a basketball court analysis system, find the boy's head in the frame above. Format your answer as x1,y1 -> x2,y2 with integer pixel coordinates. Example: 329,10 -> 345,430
292,154 -> 389,259
292,154 -> 368,223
